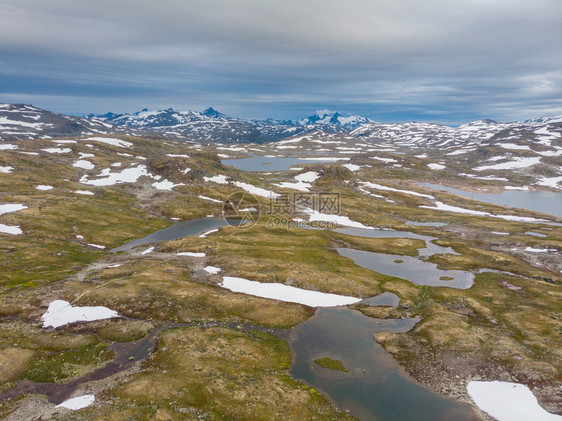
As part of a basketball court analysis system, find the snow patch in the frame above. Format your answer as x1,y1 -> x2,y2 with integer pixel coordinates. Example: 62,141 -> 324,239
305,209 -> 373,229
343,164 -> 361,172
475,157 -> 541,171
198,195 -> 222,203
55,394 -> 95,410
152,180 -> 184,190
203,175 -> 229,184
204,266 -> 221,274
41,148 -> 72,154
41,300 -> 120,328
360,182 -> 434,199
220,276 -> 361,307
199,228 -> 219,238
80,165 -> 149,186
427,163 -> 445,170
233,181 -> 279,198
73,160 -> 95,170
177,252 -> 206,257
467,381 -> 561,421
141,246 -> 154,255
86,137 -> 133,148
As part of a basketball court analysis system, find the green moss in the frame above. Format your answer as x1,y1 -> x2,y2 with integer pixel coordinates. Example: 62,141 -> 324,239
24,342 -> 114,383
314,357 -> 349,372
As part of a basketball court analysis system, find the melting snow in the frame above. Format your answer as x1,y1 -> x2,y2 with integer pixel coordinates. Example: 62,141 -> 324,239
233,181 -> 279,198
141,246 -> 154,255
0,166 -> 13,173
36,185 -> 53,190
41,148 -> 72,154
467,381 -> 561,421
371,156 -> 397,163
73,160 -> 95,170
276,171 -> 319,192
0,204 -> 27,215
199,228 -> 219,238
343,164 -> 361,172
198,195 -> 222,203
203,175 -> 229,184
360,182 -> 434,199
55,394 -> 95,410
204,266 -> 221,274
80,165 -> 149,186
421,201 -> 548,222
305,209 -> 373,229
41,300 -> 120,328
499,143 -> 531,150
0,144 -> 18,150
220,276 -> 361,307
475,157 -> 541,171
177,252 -> 206,257
86,137 -> 133,148
0,224 -> 23,235
52,140 -> 76,144
427,163 -> 445,170
74,190 -> 95,196
152,180 -> 184,190
537,176 -> 562,189
525,247 -> 556,253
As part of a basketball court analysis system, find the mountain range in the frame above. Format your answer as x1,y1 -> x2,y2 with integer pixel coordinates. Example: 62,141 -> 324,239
1,103 -> 561,149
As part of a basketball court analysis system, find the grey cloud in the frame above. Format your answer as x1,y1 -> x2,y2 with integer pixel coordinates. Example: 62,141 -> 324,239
1,0 -> 561,122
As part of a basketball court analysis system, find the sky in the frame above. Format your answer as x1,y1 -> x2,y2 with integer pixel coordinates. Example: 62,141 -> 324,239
1,0 -> 561,124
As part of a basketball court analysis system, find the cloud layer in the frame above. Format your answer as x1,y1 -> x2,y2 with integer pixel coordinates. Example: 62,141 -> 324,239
1,0 -> 561,123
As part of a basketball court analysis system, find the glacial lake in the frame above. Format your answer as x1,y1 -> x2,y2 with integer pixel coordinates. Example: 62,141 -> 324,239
337,248 -> 474,289
418,182 -> 562,218
221,155 -> 343,172
289,307 -> 477,420
333,227 -> 458,257
111,217 -> 236,252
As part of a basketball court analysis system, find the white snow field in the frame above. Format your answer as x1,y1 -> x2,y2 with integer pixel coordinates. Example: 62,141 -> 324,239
220,276 -> 362,307
41,300 -> 120,328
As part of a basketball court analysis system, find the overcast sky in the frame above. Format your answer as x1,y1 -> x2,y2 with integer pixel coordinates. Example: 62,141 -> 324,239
1,0 -> 561,123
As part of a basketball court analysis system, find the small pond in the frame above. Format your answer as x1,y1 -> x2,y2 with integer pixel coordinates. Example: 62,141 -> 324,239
333,227 -> 458,257
111,217 -> 236,252
221,155 -> 343,172
337,248 -> 474,289
418,182 -> 562,218
289,307 -> 477,420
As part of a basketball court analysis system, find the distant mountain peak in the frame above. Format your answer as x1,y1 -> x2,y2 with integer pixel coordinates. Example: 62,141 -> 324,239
202,107 -> 226,119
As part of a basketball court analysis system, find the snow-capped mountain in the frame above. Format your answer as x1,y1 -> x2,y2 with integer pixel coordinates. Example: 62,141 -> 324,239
93,108 -> 370,143
94,107 -> 266,143
297,111 -> 371,129
2,103 -> 560,153
350,118 -> 562,149
0,103 -> 140,141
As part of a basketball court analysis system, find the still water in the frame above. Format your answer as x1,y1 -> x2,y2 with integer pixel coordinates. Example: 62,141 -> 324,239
333,227 -> 458,257
222,155 -> 342,172
337,248 -> 474,289
289,307 -> 477,420
111,217 -> 235,252
418,182 -> 562,218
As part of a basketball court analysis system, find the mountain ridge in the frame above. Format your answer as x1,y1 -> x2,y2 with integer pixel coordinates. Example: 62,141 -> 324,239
1,103 -> 561,149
